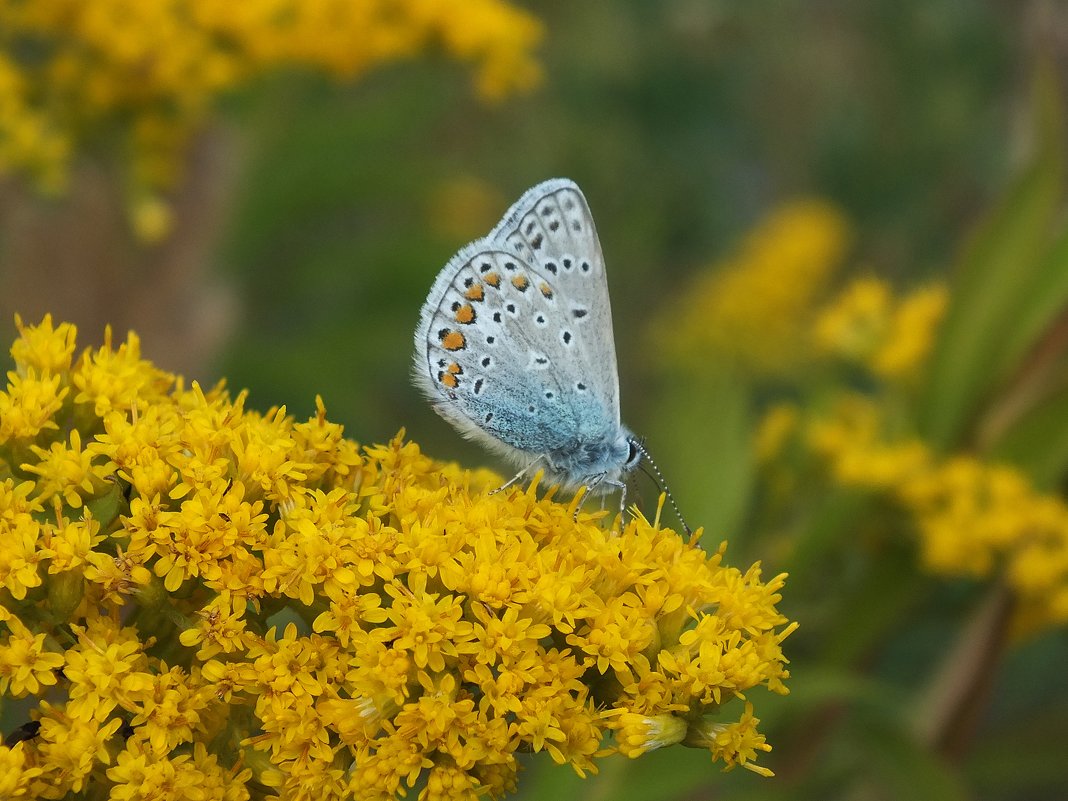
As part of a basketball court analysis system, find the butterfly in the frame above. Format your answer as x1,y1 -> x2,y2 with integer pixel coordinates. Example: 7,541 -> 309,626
414,178 -> 663,517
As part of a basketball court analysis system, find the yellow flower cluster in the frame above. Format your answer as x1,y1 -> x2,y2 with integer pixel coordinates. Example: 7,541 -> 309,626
0,0 -> 543,194
659,199 -> 851,375
775,395 -> 1068,635
0,53 -> 71,191
0,316 -> 796,799
813,277 -> 948,381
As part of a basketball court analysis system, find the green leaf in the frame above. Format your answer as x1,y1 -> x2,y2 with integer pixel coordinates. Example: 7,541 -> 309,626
984,216 -> 1068,391
522,745 -> 713,801
766,666 -> 907,724
858,715 -> 970,801
646,366 -> 754,543
85,479 -> 126,532
988,377 -> 1068,489
777,488 -> 871,593
820,545 -> 930,669
919,62 -> 1066,449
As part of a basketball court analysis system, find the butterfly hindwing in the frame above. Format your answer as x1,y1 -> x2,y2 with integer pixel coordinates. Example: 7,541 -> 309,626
417,249 -> 579,455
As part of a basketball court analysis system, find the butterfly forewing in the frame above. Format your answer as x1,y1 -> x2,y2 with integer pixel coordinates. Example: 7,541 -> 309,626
415,179 -> 622,458
495,181 -> 620,426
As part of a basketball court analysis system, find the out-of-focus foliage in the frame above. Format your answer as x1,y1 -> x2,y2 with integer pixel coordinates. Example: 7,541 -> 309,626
637,55 -> 1068,801
0,0 -> 542,235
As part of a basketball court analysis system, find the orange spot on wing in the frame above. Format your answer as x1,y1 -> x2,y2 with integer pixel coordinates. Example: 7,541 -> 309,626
539,282 -> 554,299
465,284 -> 485,302
485,272 -> 501,288
511,275 -> 529,291
440,372 -> 458,388
447,362 -> 462,374
455,304 -> 476,324
441,331 -> 466,351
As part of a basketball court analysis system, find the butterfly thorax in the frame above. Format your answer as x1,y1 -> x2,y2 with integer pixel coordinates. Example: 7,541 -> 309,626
545,427 -> 641,491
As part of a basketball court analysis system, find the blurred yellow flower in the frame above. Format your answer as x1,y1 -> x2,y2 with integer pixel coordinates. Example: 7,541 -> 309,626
873,283 -> 948,380
813,277 -> 948,381
900,456 -> 1068,633
813,276 -> 893,363
129,194 -> 175,243
0,54 -> 70,191
783,395 -> 1068,635
1,316 -> 796,797
660,199 -> 850,375
0,0 -> 543,232
804,395 -> 930,490
754,403 -> 801,465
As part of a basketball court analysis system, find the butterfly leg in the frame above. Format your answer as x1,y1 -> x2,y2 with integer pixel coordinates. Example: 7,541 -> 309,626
601,479 -> 628,525
572,473 -> 607,522
489,459 -> 544,495
490,468 -> 529,496
573,475 -> 630,530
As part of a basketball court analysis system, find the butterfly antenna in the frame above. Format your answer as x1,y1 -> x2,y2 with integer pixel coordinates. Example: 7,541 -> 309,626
634,441 -> 691,535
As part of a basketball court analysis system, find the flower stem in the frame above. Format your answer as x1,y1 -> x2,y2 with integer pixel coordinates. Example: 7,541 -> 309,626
911,581 -> 1014,759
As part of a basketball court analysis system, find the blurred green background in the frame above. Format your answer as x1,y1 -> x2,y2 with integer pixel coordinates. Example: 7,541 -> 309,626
217,0 -> 1013,442
3,1 -> 1068,799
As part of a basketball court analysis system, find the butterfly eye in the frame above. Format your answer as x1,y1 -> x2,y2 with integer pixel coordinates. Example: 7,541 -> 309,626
625,439 -> 642,469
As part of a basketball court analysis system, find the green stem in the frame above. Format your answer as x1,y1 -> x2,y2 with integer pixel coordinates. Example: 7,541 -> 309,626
910,581 -> 1014,760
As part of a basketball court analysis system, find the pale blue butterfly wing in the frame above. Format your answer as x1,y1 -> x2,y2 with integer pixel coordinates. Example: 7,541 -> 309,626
414,178 -> 633,489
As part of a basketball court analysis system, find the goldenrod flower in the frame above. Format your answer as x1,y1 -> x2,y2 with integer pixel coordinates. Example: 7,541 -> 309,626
179,591 -> 252,660
0,0 -> 543,211
813,277 -> 948,381
0,480 -> 50,600
71,329 -> 173,418
0,370 -> 68,442
782,395 -> 1068,635
754,403 -> 801,466
11,314 -> 78,375
63,618 -> 150,722
612,712 -> 688,757
1,317 -> 795,796
871,284 -> 948,380
0,615 -> 65,696
0,55 -> 70,191
685,702 -> 774,777
106,739 -> 250,801
42,506 -> 103,574
31,706 -> 124,797
0,742 -> 44,799
813,276 -> 893,362
660,199 -> 850,375
22,430 -> 110,509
